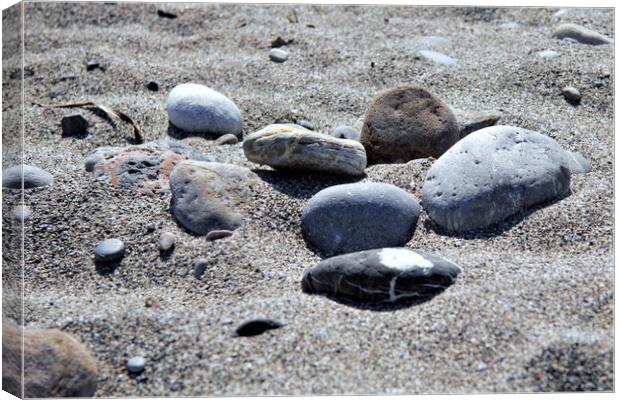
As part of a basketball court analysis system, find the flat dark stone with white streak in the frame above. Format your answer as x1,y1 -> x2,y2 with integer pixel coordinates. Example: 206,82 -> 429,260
301,248 -> 462,305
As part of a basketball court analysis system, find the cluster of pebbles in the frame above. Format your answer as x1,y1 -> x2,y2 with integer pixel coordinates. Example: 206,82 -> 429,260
1,7 -> 611,397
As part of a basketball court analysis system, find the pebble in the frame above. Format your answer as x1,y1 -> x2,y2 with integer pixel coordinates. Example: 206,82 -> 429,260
94,239 -> 125,263
214,133 -> 239,145
537,50 -> 560,59
301,182 -> 421,257
301,248 -> 462,305
2,164 -> 53,189
86,60 -> 101,71
452,109 -> 503,138
146,81 -> 159,91
13,205 -> 32,222
170,160 -> 259,235
499,21 -> 520,29
418,50 -> 457,66
270,36 -> 293,48
552,23 -> 613,45
158,232 -> 176,252
206,230 -> 233,241
330,125 -> 360,141
61,113 -> 88,136
562,86 -> 581,103
126,356 -> 146,373
84,139 -> 210,194
421,125 -> 591,232
269,48 -> 289,62
2,321 -> 98,397
234,319 -> 284,337
417,36 -> 450,48
296,119 -> 315,130
360,84 -> 459,164
193,258 -> 209,279
243,124 -> 367,176
165,83 -> 243,136
157,9 -> 177,19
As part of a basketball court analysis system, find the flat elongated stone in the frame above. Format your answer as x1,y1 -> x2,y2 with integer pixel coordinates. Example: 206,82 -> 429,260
421,125 -> 590,232
552,23 -> 613,45
302,182 -> 421,257
243,124 -> 367,176
360,84 -> 459,164
2,165 -> 53,189
234,319 -> 284,337
418,50 -> 457,66
84,139 -> 209,194
170,160 -> 259,235
301,248 -> 462,305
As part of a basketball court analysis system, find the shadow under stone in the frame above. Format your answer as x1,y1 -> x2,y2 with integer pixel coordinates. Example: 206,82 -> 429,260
314,291 -> 443,312
253,169 -> 365,199
167,122 -> 242,142
94,259 -> 122,275
424,190 -> 572,239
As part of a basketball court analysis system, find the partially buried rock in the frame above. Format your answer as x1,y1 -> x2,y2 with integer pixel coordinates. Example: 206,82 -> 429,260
234,319 -> 284,337
537,50 -> 560,59
206,230 -> 233,241
2,319 -> 98,398
418,50 -> 457,66
193,258 -> 208,279
61,113 -> 88,136
84,139 -> 210,194
302,182 -> 421,257
158,232 -> 176,252
13,205 -> 32,222
301,248 -> 462,305
94,238 -> 125,262
214,133 -> 239,146
243,124 -> 367,176
2,164 -> 53,189
269,48 -> 289,63
330,125 -> 360,141
452,109 -> 503,138
166,83 -> 243,136
562,86 -> 581,104
360,84 -> 459,164
170,160 -> 260,235
421,125 -> 591,232
126,356 -> 145,374
552,23 -> 614,45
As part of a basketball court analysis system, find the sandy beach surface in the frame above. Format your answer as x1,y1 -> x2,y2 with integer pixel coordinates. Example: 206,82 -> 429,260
1,2 -> 614,396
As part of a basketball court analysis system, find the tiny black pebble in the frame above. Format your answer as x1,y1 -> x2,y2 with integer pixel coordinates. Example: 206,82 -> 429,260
147,81 -> 159,91
234,319 -> 284,337
157,10 -> 177,19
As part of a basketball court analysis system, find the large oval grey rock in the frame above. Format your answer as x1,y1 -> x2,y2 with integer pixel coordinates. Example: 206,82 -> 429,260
552,23 -> 613,45
170,160 -> 260,235
166,83 -> 243,136
360,84 -> 459,164
301,182 -> 420,257
243,124 -> 367,176
301,248 -> 462,305
2,165 -> 53,189
421,125 -> 590,232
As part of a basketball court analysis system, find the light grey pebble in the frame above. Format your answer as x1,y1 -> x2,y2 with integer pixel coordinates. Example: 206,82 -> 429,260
552,23 -> 613,45
214,134 -> 239,146
269,48 -> 289,62
418,50 -> 457,66
499,21 -> 520,29
165,83 -> 243,136
2,165 -> 53,189
330,125 -> 360,141
61,113 -> 88,136
301,182 -> 421,257
170,161 -> 259,235
562,86 -> 581,103
126,356 -> 145,373
158,232 -> 176,252
537,50 -> 560,59
13,205 -> 32,222
193,258 -> 208,279
206,230 -> 233,241
417,36 -> 450,48
421,125 -> 591,232
94,239 -> 125,262
301,248 -> 462,305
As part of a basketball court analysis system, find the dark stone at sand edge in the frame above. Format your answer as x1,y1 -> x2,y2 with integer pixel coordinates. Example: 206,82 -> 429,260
421,125 -> 591,232
234,319 -> 284,337
301,248 -> 462,305
301,182 -> 420,257
61,113 -> 88,136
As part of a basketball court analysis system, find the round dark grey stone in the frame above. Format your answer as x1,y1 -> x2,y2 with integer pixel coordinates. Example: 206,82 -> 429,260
301,182 -> 421,257
94,239 -> 125,262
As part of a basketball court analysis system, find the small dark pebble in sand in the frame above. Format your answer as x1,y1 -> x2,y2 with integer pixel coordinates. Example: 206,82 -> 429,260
157,10 -> 177,19
562,86 -> 581,104
206,230 -> 234,241
94,239 -> 125,262
86,60 -> 102,71
61,113 -> 88,136
271,36 -> 293,48
193,258 -> 209,279
234,319 -> 284,337
147,81 -> 159,91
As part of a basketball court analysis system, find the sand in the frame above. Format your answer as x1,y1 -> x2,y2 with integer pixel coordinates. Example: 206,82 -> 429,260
1,3 -> 614,396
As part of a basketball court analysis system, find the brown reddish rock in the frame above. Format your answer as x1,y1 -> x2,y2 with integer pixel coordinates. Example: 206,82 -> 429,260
360,84 -> 459,164
2,319 -> 98,397
84,139 -> 210,194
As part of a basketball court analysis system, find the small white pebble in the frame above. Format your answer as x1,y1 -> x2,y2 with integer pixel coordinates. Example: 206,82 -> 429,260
126,356 -> 145,373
